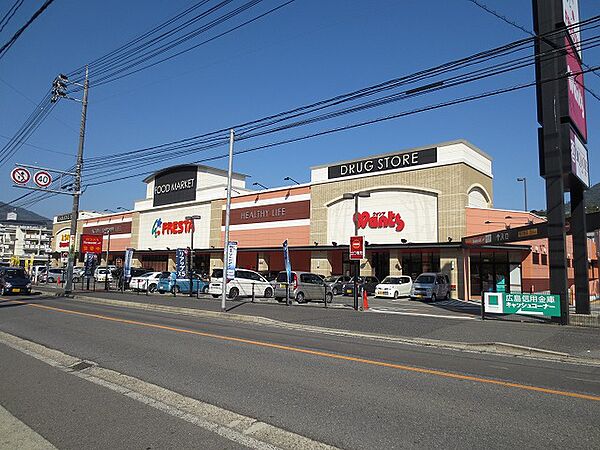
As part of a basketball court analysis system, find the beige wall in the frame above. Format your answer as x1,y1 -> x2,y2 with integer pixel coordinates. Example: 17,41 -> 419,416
310,163 -> 492,246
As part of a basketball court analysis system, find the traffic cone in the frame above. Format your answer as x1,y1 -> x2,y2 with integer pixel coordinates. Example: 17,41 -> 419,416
362,289 -> 369,310
57,275 -> 61,285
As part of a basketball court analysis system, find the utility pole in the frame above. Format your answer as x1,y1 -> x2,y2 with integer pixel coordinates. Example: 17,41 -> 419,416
104,229 -> 111,291
222,129 -> 234,312
64,66 -> 89,295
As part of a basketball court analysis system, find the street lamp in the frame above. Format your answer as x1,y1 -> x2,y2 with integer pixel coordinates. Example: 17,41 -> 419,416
283,176 -> 300,185
342,191 -> 371,310
516,177 -> 528,212
104,229 -> 111,291
252,182 -> 268,189
185,215 -> 201,296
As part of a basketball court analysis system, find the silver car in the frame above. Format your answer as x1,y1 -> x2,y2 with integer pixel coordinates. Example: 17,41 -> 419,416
274,271 -> 333,304
323,275 -> 351,296
410,272 -> 451,302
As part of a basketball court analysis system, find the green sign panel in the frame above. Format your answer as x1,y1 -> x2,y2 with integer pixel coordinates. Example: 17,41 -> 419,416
484,292 -> 561,317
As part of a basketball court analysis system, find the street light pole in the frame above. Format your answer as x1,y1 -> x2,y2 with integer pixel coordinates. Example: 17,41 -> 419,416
104,229 -> 111,291
343,191 -> 370,311
517,177 -> 528,211
222,129 -> 235,312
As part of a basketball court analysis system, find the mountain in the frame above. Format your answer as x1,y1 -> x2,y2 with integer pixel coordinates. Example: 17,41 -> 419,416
0,202 -> 52,226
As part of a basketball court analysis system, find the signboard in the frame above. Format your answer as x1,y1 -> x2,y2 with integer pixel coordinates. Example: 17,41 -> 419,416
327,147 -> 437,179
152,166 -> 197,207
84,252 -> 98,277
225,200 -> 310,225
33,170 -> 52,188
569,128 -> 589,187
565,38 -> 587,141
355,211 -> 405,232
226,241 -> 238,281
124,248 -> 134,279
484,292 -> 561,317
283,239 -> 291,283
80,234 -> 103,254
82,222 -> 132,236
176,248 -> 187,279
349,236 -> 365,260
11,167 -> 31,185
56,213 -> 72,222
562,0 -> 581,57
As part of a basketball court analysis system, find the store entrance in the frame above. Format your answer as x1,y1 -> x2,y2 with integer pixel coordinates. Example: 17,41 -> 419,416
371,251 -> 390,281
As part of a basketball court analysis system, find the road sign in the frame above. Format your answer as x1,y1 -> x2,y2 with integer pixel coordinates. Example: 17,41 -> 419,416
483,292 -> 561,318
33,170 -> 52,187
226,241 -> 238,280
349,236 -> 364,260
10,167 -> 31,185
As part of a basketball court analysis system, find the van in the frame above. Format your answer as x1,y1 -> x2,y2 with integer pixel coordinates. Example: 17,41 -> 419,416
410,272 -> 451,302
273,271 -> 333,304
208,268 -> 273,300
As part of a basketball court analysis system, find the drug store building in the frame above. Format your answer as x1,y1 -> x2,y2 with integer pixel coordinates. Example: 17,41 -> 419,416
204,140 -> 528,300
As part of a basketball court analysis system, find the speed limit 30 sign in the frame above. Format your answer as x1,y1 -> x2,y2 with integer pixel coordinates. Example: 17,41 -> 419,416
10,167 -> 31,185
34,170 -> 52,188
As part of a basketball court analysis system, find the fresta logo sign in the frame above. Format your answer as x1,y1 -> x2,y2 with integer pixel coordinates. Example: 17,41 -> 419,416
151,218 -> 194,238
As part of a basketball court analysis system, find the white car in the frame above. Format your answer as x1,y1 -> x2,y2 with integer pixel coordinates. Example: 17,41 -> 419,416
130,271 -> 164,293
375,275 -> 413,299
94,266 -> 116,282
208,268 -> 274,300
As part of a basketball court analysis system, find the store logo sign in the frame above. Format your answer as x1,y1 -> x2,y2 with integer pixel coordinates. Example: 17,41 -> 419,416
354,211 -> 405,232
151,218 -> 194,238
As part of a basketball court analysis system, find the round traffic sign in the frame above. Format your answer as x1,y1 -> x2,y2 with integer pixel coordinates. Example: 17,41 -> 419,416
34,170 -> 52,188
10,167 -> 31,185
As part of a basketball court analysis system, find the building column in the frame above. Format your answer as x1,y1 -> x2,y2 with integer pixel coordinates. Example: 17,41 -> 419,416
389,249 -> 402,275
360,253 -> 373,277
257,252 -> 269,273
311,250 -> 331,276
440,249 -> 460,299
210,253 -> 223,272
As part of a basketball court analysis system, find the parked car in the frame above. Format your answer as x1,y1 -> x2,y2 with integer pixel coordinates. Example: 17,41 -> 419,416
342,276 -> 380,296
130,271 -> 164,292
0,267 -> 32,295
410,272 -> 451,302
273,271 -> 333,304
157,272 -> 210,294
130,267 -> 153,278
44,268 -> 80,283
94,266 -> 114,282
323,275 -> 351,296
208,268 -> 273,300
375,275 -> 413,299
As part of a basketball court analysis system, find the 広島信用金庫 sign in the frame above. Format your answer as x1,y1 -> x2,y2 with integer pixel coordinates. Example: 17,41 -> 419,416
483,292 -> 561,317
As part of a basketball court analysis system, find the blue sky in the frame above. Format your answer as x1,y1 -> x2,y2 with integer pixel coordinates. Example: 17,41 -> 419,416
1,0 -> 599,218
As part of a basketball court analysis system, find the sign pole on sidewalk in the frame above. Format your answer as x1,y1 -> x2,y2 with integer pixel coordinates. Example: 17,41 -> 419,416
222,129 -> 235,312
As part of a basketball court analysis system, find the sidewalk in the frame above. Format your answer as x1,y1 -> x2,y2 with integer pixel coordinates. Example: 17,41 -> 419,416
36,286 -> 600,361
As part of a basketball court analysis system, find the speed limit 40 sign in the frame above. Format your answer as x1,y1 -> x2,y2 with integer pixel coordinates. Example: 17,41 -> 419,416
33,170 -> 52,188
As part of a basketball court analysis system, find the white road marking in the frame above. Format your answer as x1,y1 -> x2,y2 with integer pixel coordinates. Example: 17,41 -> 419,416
367,308 -> 476,320
0,404 -> 56,449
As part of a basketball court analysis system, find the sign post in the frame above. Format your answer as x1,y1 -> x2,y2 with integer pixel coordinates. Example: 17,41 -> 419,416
349,235 -> 364,311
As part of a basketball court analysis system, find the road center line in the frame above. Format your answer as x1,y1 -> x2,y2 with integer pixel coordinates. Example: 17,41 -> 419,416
10,299 -> 600,402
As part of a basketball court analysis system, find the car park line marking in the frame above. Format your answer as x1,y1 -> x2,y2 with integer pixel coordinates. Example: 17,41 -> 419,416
8,300 -> 600,402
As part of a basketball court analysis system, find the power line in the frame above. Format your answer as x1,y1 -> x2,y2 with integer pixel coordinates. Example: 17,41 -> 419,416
0,0 -> 55,60
0,0 -> 24,34
467,0 -> 600,100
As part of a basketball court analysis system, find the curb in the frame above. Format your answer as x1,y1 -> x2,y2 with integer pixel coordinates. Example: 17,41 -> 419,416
36,289 -> 600,366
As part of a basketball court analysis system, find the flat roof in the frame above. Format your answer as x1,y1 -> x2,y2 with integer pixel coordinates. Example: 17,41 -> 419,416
310,139 -> 492,170
143,164 -> 248,183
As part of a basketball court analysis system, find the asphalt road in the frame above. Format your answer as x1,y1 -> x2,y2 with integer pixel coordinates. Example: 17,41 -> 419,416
1,295 -> 599,449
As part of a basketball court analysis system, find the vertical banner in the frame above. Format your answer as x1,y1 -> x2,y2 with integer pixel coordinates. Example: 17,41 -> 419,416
124,248 -> 134,279
283,239 -> 292,283
226,241 -> 238,281
176,248 -> 187,279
